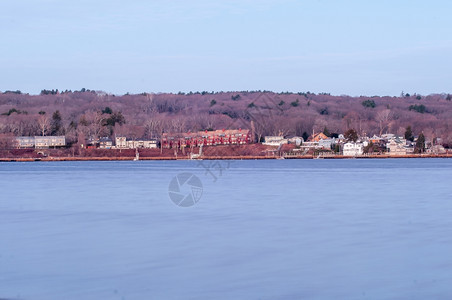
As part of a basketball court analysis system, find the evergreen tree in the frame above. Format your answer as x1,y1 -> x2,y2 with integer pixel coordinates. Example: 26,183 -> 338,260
404,126 -> 414,142
51,110 -> 63,135
415,133 -> 425,153
102,107 -> 113,114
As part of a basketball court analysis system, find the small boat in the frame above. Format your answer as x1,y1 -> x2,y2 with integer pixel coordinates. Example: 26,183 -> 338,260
133,149 -> 139,161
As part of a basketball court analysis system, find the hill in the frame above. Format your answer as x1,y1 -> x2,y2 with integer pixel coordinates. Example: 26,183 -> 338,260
0,90 -> 451,147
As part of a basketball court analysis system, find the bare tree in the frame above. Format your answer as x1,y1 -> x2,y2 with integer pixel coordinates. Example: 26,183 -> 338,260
376,109 -> 392,136
81,110 -> 107,139
144,118 -> 164,139
0,133 -> 15,149
170,117 -> 187,133
37,114 -> 50,136
252,119 -> 267,143
343,111 -> 360,132
313,118 -> 328,134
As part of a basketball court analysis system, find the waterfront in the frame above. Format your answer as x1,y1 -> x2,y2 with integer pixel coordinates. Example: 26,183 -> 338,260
1,159 -> 451,299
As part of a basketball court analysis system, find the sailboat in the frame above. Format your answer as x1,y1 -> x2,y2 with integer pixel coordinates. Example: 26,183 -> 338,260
313,153 -> 323,159
190,144 -> 203,160
133,148 -> 139,161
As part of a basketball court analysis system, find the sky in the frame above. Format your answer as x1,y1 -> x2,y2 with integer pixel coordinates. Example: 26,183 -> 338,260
1,0 -> 451,96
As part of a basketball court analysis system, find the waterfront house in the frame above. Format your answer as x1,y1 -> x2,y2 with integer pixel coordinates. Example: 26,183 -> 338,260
369,135 -> 383,144
300,141 -> 320,151
16,136 -> 66,149
16,136 -> 35,148
309,132 -> 328,142
114,137 -> 157,149
35,136 -> 66,148
381,133 -> 395,141
386,137 -> 407,155
343,142 -> 363,156
99,137 -> 113,149
263,136 -> 288,146
287,136 -> 303,146
127,139 -> 157,149
427,145 -> 446,154
318,138 -> 335,150
115,137 -> 127,148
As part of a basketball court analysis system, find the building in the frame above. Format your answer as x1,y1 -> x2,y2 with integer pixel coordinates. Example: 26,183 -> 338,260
369,135 -> 383,144
162,129 -> 251,148
381,133 -> 395,141
126,139 -> 157,149
99,137 -> 113,149
287,136 -> 303,146
427,145 -> 447,154
115,137 -> 157,149
34,136 -> 66,148
16,136 -> 35,148
300,141 -> 320,150
16,136 -> 66,149
263,136 -> 288,146
309,132 -> 329,142
318,138 -> 335,150
343,142 -> 363,156
115,137 -> 127,148
386,137 -> 407,155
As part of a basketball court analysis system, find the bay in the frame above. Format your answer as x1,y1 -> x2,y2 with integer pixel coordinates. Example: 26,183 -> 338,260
0,159 -> 451,299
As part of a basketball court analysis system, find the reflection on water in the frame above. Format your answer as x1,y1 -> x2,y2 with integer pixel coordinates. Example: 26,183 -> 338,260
0,159 -> 451,299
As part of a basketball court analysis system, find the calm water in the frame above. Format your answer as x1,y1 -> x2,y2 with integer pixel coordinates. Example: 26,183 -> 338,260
0,159 -> 451,300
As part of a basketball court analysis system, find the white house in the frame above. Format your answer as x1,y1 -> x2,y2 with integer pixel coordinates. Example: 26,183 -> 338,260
287,136 -> 303,146
318,138 -> 335,150
34,136 -> 66,148
381,133 -> 395,141
386,138 -> 407,155
115,137 -> 157,149
127,139 -> 157,149
99,137 -> 113,149
343,142 -> 363,156
263,136 -> 288,146
16,136 -> 66,149
115,137 -> 127,148
427,145 -> 446,154
16,136 -> 35,148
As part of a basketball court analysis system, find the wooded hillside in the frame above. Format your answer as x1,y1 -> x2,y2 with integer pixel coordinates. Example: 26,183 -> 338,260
1,90 -> 451,147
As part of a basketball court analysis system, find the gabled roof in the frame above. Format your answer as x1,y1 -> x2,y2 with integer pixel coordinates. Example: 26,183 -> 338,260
309,132 -> 328,142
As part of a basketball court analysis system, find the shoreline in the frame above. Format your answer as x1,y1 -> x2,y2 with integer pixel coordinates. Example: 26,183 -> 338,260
1,154 -> 451,162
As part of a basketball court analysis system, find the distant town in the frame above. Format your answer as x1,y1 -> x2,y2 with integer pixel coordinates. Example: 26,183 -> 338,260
2,126 -> 449,161
0,90 -> 450,160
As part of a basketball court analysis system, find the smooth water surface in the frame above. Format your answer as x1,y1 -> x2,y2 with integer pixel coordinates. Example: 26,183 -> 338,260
0,159 -> 451,299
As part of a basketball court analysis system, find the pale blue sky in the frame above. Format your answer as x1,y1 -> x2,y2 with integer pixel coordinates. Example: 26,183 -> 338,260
1,0 -> 451,95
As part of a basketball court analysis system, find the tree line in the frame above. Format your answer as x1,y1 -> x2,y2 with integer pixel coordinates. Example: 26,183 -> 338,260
0,90 -> 451,148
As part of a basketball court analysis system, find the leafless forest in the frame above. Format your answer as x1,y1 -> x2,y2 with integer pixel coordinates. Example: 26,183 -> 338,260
1,90 -> 451,147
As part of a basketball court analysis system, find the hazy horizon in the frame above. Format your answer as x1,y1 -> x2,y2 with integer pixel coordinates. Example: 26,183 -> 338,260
1,89 -> 451,98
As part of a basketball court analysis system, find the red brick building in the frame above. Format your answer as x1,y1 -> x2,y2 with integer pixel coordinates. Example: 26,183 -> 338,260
162,129 -> 251,148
